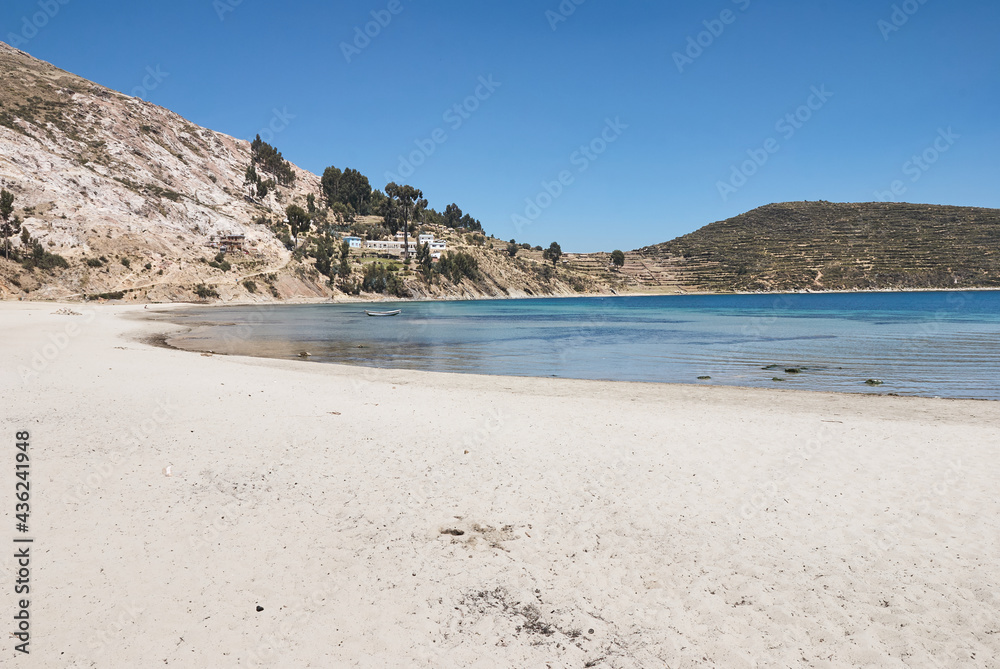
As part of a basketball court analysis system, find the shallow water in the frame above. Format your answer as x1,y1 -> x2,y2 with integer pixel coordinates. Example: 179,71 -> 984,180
160,291 -> 1000,400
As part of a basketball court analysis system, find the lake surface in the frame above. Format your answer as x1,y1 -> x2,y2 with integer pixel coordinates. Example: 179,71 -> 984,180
159,291 -> 1000,400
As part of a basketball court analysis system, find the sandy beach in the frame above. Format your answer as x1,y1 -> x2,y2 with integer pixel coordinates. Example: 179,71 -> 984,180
2,301 -> 999,668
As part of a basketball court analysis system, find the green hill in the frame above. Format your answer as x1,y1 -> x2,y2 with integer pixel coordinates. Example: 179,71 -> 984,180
634,201 -> 1000,292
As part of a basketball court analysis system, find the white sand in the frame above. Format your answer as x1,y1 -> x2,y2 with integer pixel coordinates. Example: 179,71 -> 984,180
2,301 -> 999,668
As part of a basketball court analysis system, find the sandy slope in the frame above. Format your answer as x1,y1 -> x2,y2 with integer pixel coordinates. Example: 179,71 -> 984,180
1,302 -> 998,668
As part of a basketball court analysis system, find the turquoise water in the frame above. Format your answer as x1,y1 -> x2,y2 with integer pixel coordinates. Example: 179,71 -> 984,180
161,291 -> 1000,400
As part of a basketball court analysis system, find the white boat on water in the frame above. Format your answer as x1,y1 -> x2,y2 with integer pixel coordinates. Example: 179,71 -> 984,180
365,309 -> 401,317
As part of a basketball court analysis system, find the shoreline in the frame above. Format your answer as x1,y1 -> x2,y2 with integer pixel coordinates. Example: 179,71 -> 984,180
3,284 -> 998,309
3,301 -> 999,667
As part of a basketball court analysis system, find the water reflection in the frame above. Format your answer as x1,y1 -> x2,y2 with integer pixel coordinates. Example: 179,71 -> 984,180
155,292 -> 1000,400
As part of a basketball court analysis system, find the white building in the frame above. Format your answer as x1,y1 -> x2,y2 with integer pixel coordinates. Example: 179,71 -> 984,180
366,239 -> 402,252
365,239 -> 419,255
364,234 -> 447,258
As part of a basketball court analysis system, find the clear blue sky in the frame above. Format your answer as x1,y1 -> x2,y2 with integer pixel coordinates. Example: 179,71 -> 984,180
3,0 -> 998,252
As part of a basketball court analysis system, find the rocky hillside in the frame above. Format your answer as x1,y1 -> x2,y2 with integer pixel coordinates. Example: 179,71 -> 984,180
630,201 -> 1000,292
0,42 -> 617,302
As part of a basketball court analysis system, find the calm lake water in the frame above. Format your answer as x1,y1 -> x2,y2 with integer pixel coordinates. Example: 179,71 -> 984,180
159,291 -> 1000,400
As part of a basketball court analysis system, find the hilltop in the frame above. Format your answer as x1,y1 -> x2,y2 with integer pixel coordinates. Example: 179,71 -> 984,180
614,201 -> 999,293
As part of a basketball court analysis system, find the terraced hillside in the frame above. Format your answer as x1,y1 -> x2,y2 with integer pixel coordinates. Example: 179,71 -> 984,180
635,201 -> 1000,292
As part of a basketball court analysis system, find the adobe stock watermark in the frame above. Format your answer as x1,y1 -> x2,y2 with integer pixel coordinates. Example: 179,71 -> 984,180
129,65 -> 169,101
511,117 -> 628,234
878,0 -> 931,41
672,0 -> 752,73
17,309 -> 96,384
90,603 -> 147,656
716,85 -> 833,202
341,0 -> 405,63
739,423 -> 835,520
4,0 -> 71,50
875,457 -> 963,553
873,127 -> 958,202
246,107 -> 295,145
546,0 -> 586,31
60,397 -> 178,507
213,0 -> 244,22
383,75 -> 501,183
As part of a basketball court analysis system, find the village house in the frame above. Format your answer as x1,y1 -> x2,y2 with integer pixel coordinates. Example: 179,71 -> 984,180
207,233 -> 247,254
364,232 -> 447,258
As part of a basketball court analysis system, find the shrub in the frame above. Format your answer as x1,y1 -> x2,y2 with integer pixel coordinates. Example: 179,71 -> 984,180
436,251 -> 479,284
121,257 -> 131,268
339,279 -> 361,295
144,262 -> 152,270
361,262 -> 409,297
243,279 -> 257,293
20,242 -> 69,271
194,284 -> 219,299
88,291 -> 125,300
85,257 -> 103,267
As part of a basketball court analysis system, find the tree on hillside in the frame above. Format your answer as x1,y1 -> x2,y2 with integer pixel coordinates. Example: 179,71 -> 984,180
368,188 -> 387,213
421,208 -> 444,227
416,242 -> 433,281
251,135 -> 295,186
328,201 -> 354,225
437,202 -> 483,231
341,168 -> 372,213
321,166 -> 342,206
385,183 -> 426,261
306,193 -> 316,215
436,251 -> 480,284
610,249 -> 625,268
286,204 -> 311,247
322,167 -> 372,213
312,234 -> 336,278
542,242 -> 562,266
378,195 -> 401,234
506,242 -> 519,258
444,203 -> 463,228
244,164 -> 259,191
0,189 -> 21,261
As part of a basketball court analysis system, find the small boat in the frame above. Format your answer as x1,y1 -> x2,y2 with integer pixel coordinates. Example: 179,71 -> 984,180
365,309 -> 401,317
